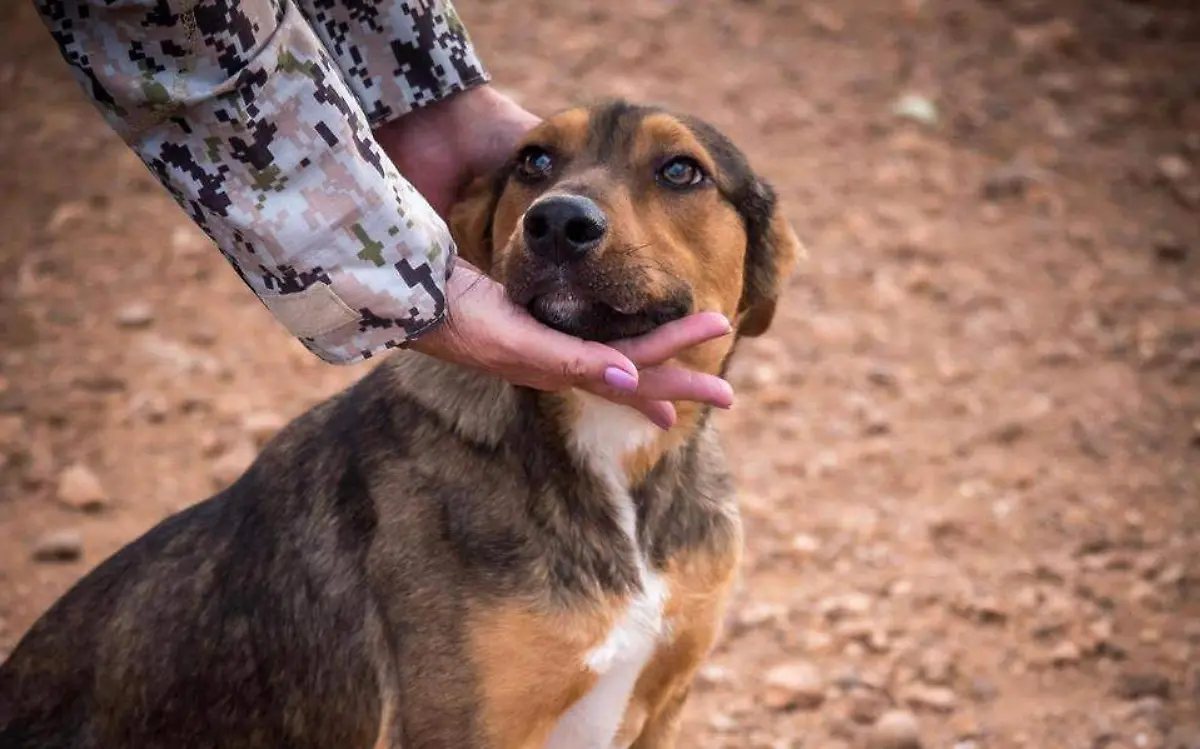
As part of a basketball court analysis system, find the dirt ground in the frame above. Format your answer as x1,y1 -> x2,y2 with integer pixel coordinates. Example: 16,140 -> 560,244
2,0 -> 1199,747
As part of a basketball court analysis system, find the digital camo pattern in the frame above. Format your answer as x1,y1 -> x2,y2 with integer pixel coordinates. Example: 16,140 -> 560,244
32,0 -> 491,365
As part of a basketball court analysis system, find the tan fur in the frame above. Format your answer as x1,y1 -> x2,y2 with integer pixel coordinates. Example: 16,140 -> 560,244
618,535 -> 744,747
467,598 -> 624,748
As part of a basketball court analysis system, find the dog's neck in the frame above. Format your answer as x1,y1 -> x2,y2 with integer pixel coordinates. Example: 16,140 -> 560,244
382,351 -> 710,489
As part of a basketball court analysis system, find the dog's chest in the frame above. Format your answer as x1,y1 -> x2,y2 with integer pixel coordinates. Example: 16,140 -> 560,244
543,395 -> 668,749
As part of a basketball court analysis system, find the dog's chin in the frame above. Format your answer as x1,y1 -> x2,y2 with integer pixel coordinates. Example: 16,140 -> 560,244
525,288 -> 688,343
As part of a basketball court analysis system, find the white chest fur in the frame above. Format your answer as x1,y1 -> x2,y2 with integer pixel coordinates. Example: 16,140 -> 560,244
542,394 -> 669,749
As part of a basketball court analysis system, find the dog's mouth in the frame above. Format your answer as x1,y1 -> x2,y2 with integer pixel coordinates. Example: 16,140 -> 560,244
514,274 -> 691,343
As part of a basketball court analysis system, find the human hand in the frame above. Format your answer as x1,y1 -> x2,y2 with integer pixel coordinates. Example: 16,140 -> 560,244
408,260 -> 735,430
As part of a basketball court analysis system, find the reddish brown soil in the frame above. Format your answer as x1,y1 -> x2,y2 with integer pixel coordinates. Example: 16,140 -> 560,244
2,1 -> 1199,747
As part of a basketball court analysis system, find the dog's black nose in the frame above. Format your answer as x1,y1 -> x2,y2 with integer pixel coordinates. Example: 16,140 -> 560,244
523,195 -> 608,263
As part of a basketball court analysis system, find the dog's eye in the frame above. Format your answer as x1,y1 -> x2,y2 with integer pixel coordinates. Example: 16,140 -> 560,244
515,146 -> 554,183
657,157 -> 706,189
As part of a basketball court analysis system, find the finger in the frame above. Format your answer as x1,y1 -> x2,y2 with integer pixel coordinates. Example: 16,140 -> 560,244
632,365 -> 735,409
609,311 -> 733,367
632,398 -> 678,431
579,383 -> 678,431
492,304 -> 643,394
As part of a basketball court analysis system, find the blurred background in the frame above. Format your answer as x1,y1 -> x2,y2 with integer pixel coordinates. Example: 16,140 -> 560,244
1,0 -> 1198,746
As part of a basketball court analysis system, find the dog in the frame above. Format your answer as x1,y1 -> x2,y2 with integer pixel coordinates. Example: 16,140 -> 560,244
0,99 -> 803,749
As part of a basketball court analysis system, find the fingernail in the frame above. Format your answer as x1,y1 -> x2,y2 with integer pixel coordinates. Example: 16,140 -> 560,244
651,413 -> 675,430
603,366 -> 639,393
698,311 -> 732,333
716,380 -> 735,409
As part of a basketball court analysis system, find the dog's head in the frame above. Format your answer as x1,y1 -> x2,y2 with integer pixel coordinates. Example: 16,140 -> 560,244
451,100 -> 804,369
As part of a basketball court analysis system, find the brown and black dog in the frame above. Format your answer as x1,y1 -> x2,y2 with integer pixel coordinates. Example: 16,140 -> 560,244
0,99 -> 803,749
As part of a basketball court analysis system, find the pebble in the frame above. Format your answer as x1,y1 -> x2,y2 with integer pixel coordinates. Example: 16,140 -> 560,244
735,602 -> 787,631
789,533 -> 822,556
0,414 -> 24,448
1156,154 -> 1192,183
33,529 -> 83,562
869,709 -> 923,749
1050,640 -> 1082,666
210,442 -> 258,489
968,677 -> 999,703
763,660 -> 826,711
241,411 -> 288,447
696,663 -> 734,688
892,94 -> 938,127
114,301 -> 155,329
56,463 -> 109,512
981,163 -> 1039,201
1114,671 -> 1171,701
902,684 -> 958,713
917,647 -> 956,685
848,687 -> 890,724
805,4 -> 845,33
1153,232 -> 1189,263
819,592 -> 873,620
46,201 -> 88,232
708,712 -> 738,733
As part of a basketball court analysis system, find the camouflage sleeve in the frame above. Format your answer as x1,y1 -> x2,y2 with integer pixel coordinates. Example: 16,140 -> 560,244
32,0 -> 489,365
294,0 -> 489,128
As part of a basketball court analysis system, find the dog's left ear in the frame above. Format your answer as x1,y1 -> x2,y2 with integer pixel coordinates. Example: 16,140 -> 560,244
449,173 -> 505,272
735,177 -> 806,338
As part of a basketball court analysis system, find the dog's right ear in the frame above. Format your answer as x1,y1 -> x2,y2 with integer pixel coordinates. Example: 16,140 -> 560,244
449,173 -> 506,272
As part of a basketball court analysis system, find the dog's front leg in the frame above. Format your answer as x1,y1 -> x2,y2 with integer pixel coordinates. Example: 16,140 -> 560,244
628,684 -> 690,749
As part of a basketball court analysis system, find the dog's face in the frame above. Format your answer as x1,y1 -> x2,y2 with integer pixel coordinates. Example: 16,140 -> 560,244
452,100 -> 804,360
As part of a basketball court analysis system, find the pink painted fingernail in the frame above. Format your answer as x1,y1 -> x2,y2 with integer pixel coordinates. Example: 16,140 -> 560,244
715,381 -> 735,409
603,367 -> 639,393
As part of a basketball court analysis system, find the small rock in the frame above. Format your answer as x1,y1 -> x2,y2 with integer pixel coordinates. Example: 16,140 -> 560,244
1050,641 -> 1082,666
170,225 -> 209,256
763,660 -> 826,711
903,684 -> 958,713
819,592 -> 873,620
892,94 -> 938,127
870,709 -> 923,749
33,529 -> 83,563
211,442 -> 258,489
241,411 -> 288,447
805,4 -> 845,33
696,663 -> 734,688
741,364 -> 780,390
968,677 -> 999,703
128,391 -> 170,423
848,687 -> 890,724
708,712 -> 738,733
0,414 -> 24,448
1114,671 -> 1171,701
188,325 -> 220,346
56,463 -> 109,512
918,648 -> 956,685
1153,232 -> 1189,263
789,533 -> 821,556
867,366 -> 898,389
114,301 -> 155,329
47,201 -> 88,232
981,163 -> 1040,201
836,620 -> 891,653
950,711 -> 983,739
1014,17 -> 1078,53
1157,154 -> 1192,183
